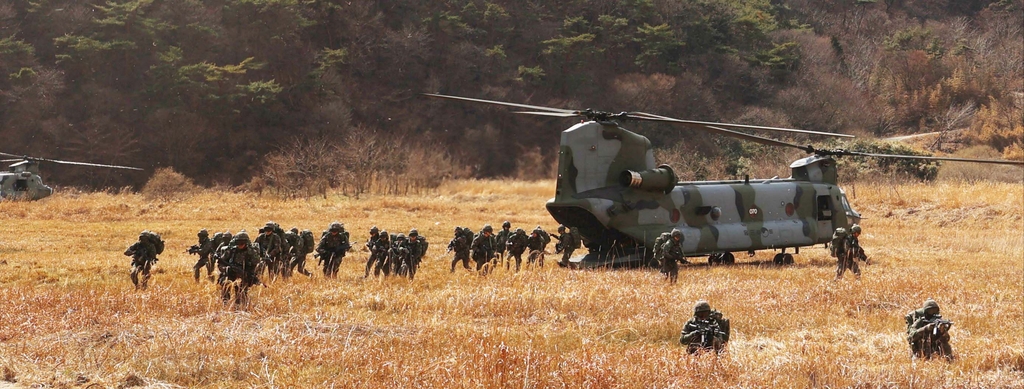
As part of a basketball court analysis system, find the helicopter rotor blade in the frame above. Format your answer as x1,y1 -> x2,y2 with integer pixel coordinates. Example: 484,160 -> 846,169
423,93 -> 576,114
630,112 -> 854,138
830,150 -> 1024,166
513,111 -> 582,118
0,151 -> 24,159
37,158 -> 144,170
703,125 -> 816,153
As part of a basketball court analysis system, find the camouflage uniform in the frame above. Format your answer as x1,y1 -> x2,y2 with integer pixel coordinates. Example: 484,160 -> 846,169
255,222 -> 284,278
505,228 -> 528,271
653,232 -> 671,273
294,229 -> 315,277
406,229 -> 428,280
905,299 -> 954,360
283,227 -> 304,278
448,227 -> 472,273
316,222 -> 351,278
554,225 -> 579,267
661,229 -> 686,283
364,226 -> 388,278
218,231 -> 261,307
526,229 -> 546,267
124,231 -> 158,290
534,226 -> 551,251
679,301 -> 730,354
471,225 -> 496,273
189,229 -> 216,281
835,225 -> 865,280
494,221 -> 512,264
390,233 -> 412,276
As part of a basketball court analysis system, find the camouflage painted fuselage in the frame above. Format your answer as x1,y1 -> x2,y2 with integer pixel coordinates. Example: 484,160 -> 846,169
546,121 -> 861,265
0,161 -> 53,201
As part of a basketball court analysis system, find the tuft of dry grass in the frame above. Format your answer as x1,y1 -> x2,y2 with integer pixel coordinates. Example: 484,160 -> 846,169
0,179 -> 1021,388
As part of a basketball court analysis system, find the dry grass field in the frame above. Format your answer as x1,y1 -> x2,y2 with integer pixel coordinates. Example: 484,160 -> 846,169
0,179 -> 1021,388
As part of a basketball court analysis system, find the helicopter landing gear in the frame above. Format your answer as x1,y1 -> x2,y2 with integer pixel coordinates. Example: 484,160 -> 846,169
772,253 -> 795,265
708,252 -> 735,265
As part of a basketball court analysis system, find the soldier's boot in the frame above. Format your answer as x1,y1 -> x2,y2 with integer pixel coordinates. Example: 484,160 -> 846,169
364,257 -> 375,278
206,260 -> 216,280
193,265 -> 202,282
130,267 -> 140,289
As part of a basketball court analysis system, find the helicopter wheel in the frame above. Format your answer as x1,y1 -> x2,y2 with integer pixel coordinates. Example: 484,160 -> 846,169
783,253 -> 794,265
772,253 -> 786,265
707,254 -> 720,266
721,252 -> 735,265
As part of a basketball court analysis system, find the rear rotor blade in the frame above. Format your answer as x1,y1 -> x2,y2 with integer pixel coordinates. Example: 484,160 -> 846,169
703,125 -> 815,153
39,158 -> 144,170
631,112 -> 853,138
423,93 -> 576,114
0,151 -> 23,159
835,150 -> 1024,166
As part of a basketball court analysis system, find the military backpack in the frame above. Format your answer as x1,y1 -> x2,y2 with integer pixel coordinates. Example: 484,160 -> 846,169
829,228 -> 847,258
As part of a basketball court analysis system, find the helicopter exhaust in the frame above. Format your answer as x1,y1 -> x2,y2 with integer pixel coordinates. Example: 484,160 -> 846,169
618,165 -> 677,193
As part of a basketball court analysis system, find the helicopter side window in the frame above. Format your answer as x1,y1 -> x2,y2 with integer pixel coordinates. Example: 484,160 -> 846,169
816,195 -> 832,221
14,179 -> 28,191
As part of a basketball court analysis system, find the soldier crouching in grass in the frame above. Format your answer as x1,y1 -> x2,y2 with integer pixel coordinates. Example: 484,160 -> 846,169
217,231 -> 261,308
680,301 -> 730,354
905,299 -> 954,361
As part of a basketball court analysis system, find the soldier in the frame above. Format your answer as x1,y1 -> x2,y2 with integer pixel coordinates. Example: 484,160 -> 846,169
653,231 -> 671,274
371,229 -> 392,277
255,221 -> 283,278
364,226 -> 387,278
494,221 -> 513,265
835,225 -> 867,280
282,227 -> 303,278
505,228 -> 528,271
390,233 -> 411,276
526,228 -> 547,267
316,221 -> 351,278
554,225 -> 579,267
905,299 -> 954,360
217,231 -> 261,308
534,225 -> 552,251
124,230 -> 158,290
407,229 -> 428,280
679,301 -> 730,354
661,229 -> 686,283
188,229 -> 217,282
471,224 -> 496,273
448,226 -> 472,273
295,229 -> 315,277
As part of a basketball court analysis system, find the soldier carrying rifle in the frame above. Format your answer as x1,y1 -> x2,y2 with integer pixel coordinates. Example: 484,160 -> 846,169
316,221 -> 351,278
217,231 -> 261,308
905,299 -> 954,360
187,229 -> 216,282
679,300 -> 730,354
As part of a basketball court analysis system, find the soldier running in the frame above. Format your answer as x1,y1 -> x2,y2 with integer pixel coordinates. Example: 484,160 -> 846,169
217,231 -> 261,308
471,225 -> 496,273
188,229 -> 216,282
448,226 -> 472,273
255,221 -> 283,278
526,228 -> 546,267
316,222 -> 351,278
365,226 -> 389,278
554,225 -> 578,267
661,229 -> 686,283
505,228 -> 528,271
124,230 -> 159,290
494,221 -> 512,265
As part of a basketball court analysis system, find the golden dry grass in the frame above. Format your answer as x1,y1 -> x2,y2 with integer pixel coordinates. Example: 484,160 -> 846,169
0,179 -> 1021,388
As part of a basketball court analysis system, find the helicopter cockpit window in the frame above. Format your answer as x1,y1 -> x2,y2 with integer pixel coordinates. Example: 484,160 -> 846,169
816,195 -> 832,221
14,179 -> 28,191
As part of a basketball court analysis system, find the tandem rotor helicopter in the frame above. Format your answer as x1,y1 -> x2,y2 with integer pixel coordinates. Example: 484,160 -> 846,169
425,93 -> 1024,268
0,151 -> 143,201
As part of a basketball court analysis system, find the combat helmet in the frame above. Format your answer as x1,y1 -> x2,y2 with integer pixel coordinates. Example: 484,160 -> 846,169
850,224 -> 862,234
235,230 -> 250,243
515,228 -> 525,235
558,224 -> 567,232
923,299 -> 940,311
483,224 -> 493,233
694,300 -> 711,314
223,231 -> 233,240
396,233 -> 406,240
671,228 -> 683,240
409,228 -> 419,237
290,227 -> 299,234
502,220 -> 511,228
370,226 -> 380,235
329,221 -> 343,232
198,229 -> 209,237
454,226 -> 462,233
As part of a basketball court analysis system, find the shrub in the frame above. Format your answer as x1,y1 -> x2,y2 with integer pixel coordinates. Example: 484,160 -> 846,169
140,167 -> 199,200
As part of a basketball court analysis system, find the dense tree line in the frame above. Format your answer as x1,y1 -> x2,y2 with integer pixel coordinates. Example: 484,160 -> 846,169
0,0 -> 1020,190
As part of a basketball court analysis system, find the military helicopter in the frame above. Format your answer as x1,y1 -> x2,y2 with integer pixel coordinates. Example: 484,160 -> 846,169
0,151 -> 143,201
425,93 -> 1024,267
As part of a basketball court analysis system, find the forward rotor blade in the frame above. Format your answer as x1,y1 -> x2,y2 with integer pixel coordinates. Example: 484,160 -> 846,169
0,159 -> 21,163
0,151 -> 22,159
837,151 -> 1024,166
423,93 -> 576,114
514,111 -> 581,118
703,125 -> 815,153
631,112 -> 854,138
39,158 -> 144,170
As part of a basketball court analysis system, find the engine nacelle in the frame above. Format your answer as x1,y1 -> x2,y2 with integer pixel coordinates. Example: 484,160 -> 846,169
619,164 -> 677,193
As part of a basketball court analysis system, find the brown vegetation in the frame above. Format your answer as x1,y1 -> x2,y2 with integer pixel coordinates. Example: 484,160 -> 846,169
0,180 -> 1021,388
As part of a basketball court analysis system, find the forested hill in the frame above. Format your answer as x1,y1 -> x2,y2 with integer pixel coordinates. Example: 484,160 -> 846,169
1,0 -> 1021,190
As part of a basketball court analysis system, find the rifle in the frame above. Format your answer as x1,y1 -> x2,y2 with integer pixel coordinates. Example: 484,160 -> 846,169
696,319 -> 727,348
930,317 -> 953,336
187,244 -> 202,255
